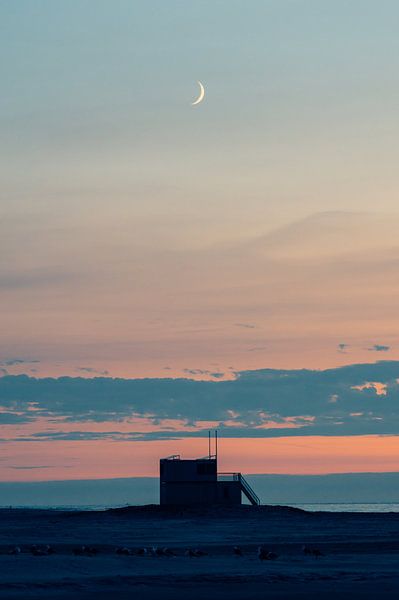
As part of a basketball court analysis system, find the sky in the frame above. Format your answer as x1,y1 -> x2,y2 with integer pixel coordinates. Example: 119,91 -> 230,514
1,1 -> 399,486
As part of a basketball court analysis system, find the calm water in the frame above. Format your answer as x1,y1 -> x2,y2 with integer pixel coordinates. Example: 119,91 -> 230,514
285,503 -> 399,513
2,503 -> 399,512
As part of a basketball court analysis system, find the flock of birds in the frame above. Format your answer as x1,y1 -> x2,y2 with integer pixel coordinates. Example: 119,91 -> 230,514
6,544 -> 324,560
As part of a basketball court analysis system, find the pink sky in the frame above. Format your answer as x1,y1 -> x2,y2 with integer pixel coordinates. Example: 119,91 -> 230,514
2,435 -> 399,482
3,212 -> 399,380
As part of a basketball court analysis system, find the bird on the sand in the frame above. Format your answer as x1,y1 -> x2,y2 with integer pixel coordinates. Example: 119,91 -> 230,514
73,545 -> 98,556
233,546 -> 243,556
30,545 -> 44,556
258,546 -> 278,561
302,545 -> 324,558
185,548 -> 208,557
29,544 -> 54,556
8,546 -> 21,555
115,546 -> 132,555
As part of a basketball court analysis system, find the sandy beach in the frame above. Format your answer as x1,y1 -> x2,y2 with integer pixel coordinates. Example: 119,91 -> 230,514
0,505 -> 399,599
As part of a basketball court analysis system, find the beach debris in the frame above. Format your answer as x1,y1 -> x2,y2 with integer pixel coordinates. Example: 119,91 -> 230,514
302,545 -> 324,558
233,545 -> 243,556
258,546 -> 278,561
7,546 -> 21,555
135,547 -> 147,556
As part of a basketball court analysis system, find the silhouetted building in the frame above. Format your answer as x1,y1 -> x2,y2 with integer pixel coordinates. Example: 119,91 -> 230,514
159,432 -> 260,506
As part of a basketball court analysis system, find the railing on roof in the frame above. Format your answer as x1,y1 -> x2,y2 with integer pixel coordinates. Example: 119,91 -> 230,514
163,454 -> 217,461
218,472 -> 240,481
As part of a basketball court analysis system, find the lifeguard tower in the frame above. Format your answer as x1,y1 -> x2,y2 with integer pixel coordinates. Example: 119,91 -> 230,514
159,431 -> 260,506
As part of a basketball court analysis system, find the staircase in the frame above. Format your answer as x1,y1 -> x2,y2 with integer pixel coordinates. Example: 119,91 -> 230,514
218,472 -> 261,505
238,473 -> 261,505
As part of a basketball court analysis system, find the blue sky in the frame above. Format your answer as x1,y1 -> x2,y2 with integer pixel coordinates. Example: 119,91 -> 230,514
3,0 -> 399,222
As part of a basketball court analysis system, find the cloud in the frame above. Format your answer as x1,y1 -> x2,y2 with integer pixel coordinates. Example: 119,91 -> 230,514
337,343 -> 349,354
247,346 -> 268,352
248,211 -> 399,262
24,431 -> 123,441
10,465 -> 55,470
0,270 -> 76,290
2,362 -> 399,439
183,368 -> 209,375
0,412 -> 34,424
76,367 -> 110,376
0,358 -> 40,366
235,323 -> 257,329
367,345 -> 390,352
183,368 -> 224,378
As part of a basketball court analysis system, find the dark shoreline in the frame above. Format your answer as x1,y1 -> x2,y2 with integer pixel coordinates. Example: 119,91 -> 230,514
1,504 -> 399,599
3,503 -> 399,517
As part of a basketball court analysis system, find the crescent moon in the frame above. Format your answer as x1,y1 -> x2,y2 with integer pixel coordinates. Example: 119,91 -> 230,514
191,81 -> 205,106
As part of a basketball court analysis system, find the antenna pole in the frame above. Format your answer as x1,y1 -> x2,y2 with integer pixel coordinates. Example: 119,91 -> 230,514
208,430 -> 211,459
215,430 -> 218,462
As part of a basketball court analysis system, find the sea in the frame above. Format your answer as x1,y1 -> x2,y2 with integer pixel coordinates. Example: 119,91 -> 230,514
2,503 -> 399,512
287,503 -> 399,513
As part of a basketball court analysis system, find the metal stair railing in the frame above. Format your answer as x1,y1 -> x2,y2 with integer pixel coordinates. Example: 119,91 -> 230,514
238,473 -> 261,505
217,472 -> 261,505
